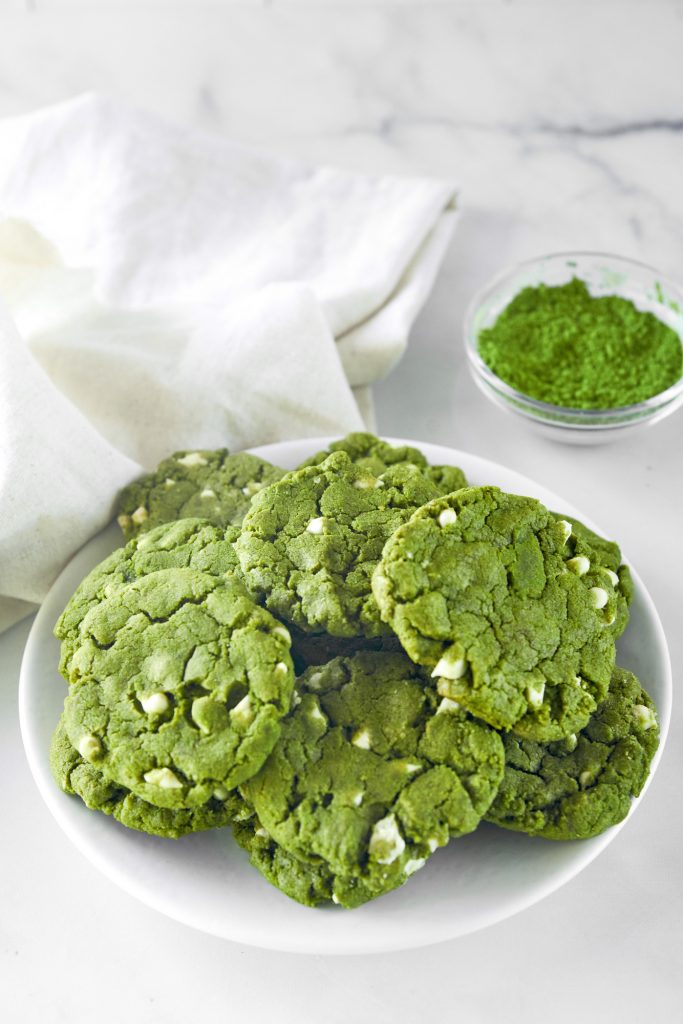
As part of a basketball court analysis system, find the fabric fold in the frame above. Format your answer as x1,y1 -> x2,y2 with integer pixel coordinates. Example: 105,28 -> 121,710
0,95 -> 458,629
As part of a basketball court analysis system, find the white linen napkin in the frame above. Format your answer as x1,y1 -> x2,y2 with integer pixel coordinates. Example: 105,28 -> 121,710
0,94 -> 458,631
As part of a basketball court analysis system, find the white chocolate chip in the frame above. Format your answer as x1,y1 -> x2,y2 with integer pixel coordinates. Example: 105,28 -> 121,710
274,661 -> 289,675
164,478 -> 176,488
176,452 -> 208,468
255,826 -> 269,839
351,729 -> 371,750
604,568 -> 620,586
437,508 -> 458,528
557,520 -> 572,544
431,654 -> 466,680
603,611 -> 616,627
565,733 -> 578,752
143,767 -> 183,790
352,792 -> 364,807
306,517 -> 325,535
140,691 -> 169,715
78,734 -> 101,761
574,675 -> 583,687
200,488 -> 216,499
427,838 -> 439,853
404,763 -> 422,773
436,697 -> 462,715
526,681 -> 545,709
272,625 -> 291,645
566,555 -> 590,576
578,770 -> 592,789
353,477 -> 375,490
369,814 -> 405,865
309,703 -> 327,726
230,693 -> 253,725
241,481 -> 264,497
589,587 -> 609,609
131,506 -> 148,525
404,857 -> 426,877
213,786 -> 229,800
633,704 -> 657,731
116,514 -> 131,529
332,893 -> 340,905
291,693 -> 302,707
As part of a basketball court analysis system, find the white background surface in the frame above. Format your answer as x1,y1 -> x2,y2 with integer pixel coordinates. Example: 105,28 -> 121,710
1,1 -> 682,1021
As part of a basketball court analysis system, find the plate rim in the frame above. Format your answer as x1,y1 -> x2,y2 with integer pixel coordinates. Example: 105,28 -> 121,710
18,437 -> 672,954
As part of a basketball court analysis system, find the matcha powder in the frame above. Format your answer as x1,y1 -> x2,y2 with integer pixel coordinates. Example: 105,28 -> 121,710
477,278 -> 683,409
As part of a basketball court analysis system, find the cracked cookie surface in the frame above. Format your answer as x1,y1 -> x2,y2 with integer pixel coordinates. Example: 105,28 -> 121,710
50,717 -> 242,838
242,651 -> 504,907
372,486 -> 618,741
236,451 -> 442,638
116,449 -> 284,540
299,432 -> 467,495
63,568 -> 295,809
56,518 -> 242,677
486,667 -> 659,839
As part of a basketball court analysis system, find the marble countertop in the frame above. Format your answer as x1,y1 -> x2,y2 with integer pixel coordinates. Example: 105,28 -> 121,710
1,2 -> 681,1021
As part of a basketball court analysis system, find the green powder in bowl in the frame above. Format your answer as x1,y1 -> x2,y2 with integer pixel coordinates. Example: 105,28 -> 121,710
463,253 -> 683,442
477,278 -> 683,410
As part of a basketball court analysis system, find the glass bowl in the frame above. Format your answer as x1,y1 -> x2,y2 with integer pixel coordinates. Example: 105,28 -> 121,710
464,252 -> 683,444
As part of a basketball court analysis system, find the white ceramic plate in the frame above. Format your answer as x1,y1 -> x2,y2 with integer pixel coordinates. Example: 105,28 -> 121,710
19,439 -> 671,954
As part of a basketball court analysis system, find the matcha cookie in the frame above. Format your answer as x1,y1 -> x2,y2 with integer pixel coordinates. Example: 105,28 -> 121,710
373,486 -> 618,741
117,449 -> 284,540
50,718 -> 240,838
56,518 -> 242,678
299,433 -> 430,475
486,667 -> 659,839
62,568 -> 295,809
554,513 -> 633,638
300,432 -> 467,495
242,652 -> 504,907
236,451 -> 442,638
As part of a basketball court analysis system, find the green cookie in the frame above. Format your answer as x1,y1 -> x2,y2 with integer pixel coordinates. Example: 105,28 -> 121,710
62,568 -> 295,809
553,513 -> 633,638
50,718 -> 240,838
299,432 -> 467,495
373,486 -> 618,741
236,451 -> 442,638
486,667 -> 659,839
299,433 -> 430,475
55,518 -> 242,678
242,652 -> 504,908
117,449 -> 284,540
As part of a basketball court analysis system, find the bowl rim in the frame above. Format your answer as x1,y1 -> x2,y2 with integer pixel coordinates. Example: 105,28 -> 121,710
463,250 -> 683,427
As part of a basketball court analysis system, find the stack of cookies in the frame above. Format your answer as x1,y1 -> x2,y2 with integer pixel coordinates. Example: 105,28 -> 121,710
51,434 -> 659,909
